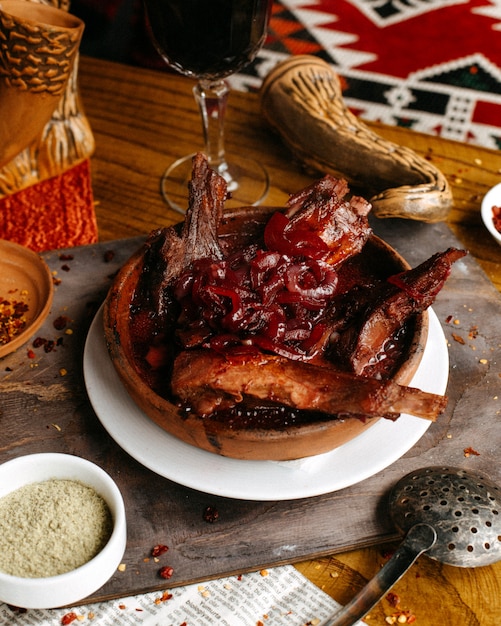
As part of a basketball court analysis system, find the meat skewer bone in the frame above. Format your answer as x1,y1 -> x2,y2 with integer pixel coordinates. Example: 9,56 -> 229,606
171,349 -> 448,422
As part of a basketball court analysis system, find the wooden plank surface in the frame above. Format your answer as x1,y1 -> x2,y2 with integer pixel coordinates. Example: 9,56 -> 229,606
1,167 -> 500,608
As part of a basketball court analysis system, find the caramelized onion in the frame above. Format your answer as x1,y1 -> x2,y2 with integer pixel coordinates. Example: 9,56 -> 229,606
173,210 -> 339,360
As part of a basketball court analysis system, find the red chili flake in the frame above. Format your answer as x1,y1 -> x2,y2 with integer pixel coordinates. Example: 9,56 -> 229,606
158,566 -> 174,579
33,337 -> 47,348
236,574 -> 243,581
52,276 -> 62,286
468,325 -> 479,339
104,250 -> 116,263
151,544 -> 169,557
61,612 -> 78,625
27,349 -> 36,359
445,315 -> 453,324
493,206 -> 501,233
61,264 -> 71,272
43,339 -> 56,353
157,591 -> 173,603
59,254 -> 74,261
452,332 -> 465,345
464,447 -> 480,457
386,591 -> 400,608
203,505 -> 219,523
53,315 -> 70,330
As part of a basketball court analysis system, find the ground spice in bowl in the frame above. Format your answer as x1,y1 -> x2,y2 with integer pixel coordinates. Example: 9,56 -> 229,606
0,479 -> 113,578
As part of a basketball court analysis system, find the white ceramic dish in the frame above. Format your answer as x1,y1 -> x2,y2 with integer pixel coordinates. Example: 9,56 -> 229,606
0,453 -> 126,609
481,182 -> 501,245
84,306 -> 448,501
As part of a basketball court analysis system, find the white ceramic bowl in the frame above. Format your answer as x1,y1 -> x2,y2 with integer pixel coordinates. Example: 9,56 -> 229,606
481,182 -> 501,246
0,453 -> 126,609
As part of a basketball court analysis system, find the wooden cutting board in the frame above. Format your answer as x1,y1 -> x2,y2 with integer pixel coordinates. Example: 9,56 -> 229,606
1,219 -> 499,603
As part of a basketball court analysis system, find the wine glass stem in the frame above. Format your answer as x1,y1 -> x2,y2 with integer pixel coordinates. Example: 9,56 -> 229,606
194,79 -> 237,191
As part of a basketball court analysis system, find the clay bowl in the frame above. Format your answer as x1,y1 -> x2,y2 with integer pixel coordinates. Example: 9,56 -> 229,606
0,239 -> 54,358
103,206 -> 428,461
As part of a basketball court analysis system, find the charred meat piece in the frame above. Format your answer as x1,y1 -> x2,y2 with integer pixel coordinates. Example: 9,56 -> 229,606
143,153 -> 228,313
171,349 -> 447,421
335,247 -> 467,376
285,174 -> 372,267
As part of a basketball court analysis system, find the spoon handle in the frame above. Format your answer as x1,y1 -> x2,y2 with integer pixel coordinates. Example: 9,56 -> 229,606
323,523 -> 437,626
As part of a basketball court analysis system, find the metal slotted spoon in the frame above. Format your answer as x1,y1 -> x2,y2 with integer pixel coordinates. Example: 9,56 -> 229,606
325,466 -> 501,626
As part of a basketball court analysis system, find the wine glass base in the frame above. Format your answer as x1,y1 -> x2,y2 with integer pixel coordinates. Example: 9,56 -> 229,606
161,153 -> 270,214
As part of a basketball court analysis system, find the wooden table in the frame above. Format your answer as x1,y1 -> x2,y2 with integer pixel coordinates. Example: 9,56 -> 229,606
76,56 -> 501,625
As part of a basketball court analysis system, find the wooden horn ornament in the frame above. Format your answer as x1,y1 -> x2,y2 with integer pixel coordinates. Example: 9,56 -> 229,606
260,56 -> 453,223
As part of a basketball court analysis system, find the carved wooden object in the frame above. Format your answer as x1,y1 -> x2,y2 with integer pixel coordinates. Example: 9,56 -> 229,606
0,0 -> 94,197
260,56 -> 453,223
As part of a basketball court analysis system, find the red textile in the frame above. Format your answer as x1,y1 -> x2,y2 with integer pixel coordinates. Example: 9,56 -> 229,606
0,160 -> 97,252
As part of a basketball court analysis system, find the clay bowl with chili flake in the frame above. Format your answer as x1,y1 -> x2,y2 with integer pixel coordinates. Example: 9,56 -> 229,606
0,453 -> 126,609
481,182 -> 501,246
103,205 -> 428,461
0,239 -> 54,358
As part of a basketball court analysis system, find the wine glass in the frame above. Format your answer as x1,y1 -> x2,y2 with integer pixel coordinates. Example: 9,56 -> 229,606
143,0 -> 273,213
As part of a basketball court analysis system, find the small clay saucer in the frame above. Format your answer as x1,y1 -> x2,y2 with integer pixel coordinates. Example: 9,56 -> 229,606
0,239 -> 54,358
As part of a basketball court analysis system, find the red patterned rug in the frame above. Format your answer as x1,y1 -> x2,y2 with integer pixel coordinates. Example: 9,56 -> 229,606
233,0 -> 501,150
71,0 -> 501,150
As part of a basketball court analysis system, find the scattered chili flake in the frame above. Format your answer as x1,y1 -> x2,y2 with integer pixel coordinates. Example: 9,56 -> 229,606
464,447 -> 480,457
452,332 -> 465,345
61,264 -> 71,272
158,565 -> 174,579
445,315 -> 453,324
59,368 -> 68,377
203,505 -> 219,523
154,591 -> 173,605
118,604 -> 126,610
104,250 -> 115,263
59,254 -> 74,261
151,544 -> 169,557
52,276 -> 62,286
386,591 -> 401,608
469,325 -> 479,339
61,612 -> 78,625
44,339 -> 56,353
27,349 -> 36,359
53,315 -> 70,330
260,569 -> 269,577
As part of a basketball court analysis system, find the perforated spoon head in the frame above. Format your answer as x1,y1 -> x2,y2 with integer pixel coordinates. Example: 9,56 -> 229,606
389,466 -> 501,567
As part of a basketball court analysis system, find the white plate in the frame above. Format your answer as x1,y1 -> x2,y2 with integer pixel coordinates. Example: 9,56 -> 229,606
481,182 -> 501,245
83,307 -> 448,501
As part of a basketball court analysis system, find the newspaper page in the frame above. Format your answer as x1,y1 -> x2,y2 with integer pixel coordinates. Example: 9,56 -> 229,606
0,564 -> 365,626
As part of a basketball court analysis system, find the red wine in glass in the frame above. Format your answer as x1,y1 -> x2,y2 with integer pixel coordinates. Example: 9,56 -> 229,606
144,0 -> 273,213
